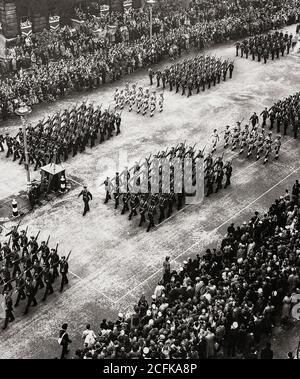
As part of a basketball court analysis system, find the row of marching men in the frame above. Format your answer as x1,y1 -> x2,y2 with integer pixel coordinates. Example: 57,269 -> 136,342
209,119 -> 282,164
0,222 -> 70,329
208,92 -> 300,164
0,100 -> 122,171
114,83 -> 164,117
102,143 -> 233,232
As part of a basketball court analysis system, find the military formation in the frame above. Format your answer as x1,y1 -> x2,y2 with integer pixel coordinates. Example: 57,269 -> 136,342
0,222 -> 70,330
235,31 -> 296,64
0,101 -> 122,171
264,92 -> 300,139
114,83 -> 164,117
103,143 -> 233,232
150,55 -> 235,97
219,120 -> 283,164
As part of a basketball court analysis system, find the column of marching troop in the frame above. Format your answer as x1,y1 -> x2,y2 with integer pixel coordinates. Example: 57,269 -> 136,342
0,222 -> 70,329
220,119 -> 282,164
210,89 -> 300,164
114,83 -> 164,117
0,101 -> 122,171
102,143 -> 233,232
149,55 -> 235,96
235,31 -> 297,64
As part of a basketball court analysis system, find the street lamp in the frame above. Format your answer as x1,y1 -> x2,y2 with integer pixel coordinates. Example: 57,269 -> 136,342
146,0 -> 156,41
15,103 -> 32,192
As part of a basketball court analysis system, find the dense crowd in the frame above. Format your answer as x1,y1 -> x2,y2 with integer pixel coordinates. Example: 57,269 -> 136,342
0,101 -> 122,171
0,224 -> 70,329
1,0 -> 300,120
71,180 -> 300,359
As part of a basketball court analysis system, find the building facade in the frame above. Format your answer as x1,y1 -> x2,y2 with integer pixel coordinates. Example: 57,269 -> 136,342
0,0 -> 142,38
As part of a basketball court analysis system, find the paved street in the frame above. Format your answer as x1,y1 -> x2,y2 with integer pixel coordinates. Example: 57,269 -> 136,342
0,25 -> 300,358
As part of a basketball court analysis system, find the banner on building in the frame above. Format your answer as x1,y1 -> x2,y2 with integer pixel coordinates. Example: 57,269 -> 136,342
70,18 -> 85,30
100,5 -> 110,15
20,20 -> 33,37
124,0 -> 133,9
49,15 -> 60,31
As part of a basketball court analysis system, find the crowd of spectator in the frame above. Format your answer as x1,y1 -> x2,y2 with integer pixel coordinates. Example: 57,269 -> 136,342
71,180 -> 300,359
0,0 -> 299,121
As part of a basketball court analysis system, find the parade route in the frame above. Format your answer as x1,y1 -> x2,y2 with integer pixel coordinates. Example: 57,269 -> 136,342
0,24 -> 300,359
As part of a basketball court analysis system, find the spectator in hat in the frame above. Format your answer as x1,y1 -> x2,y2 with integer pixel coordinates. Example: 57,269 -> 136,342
59,323 -> 72,359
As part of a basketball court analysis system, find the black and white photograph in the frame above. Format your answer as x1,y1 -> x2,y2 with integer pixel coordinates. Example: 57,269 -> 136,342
0,0 -> 300,363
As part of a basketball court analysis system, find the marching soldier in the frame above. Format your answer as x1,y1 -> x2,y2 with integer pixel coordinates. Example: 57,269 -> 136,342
2,290 -> 15,330
250,112 -> 259,128
128,194 -> 138,221
159,93 -> 164,113
147,204 -> 156,233
206,170 -> 214,197
224,162 -> 233,189
42,264 -> 54,302
274,136 -> 281,160
59,256 -> 69,292
14,272 -> 26,308
50,248 -> 60,279
263,140 -> 272,164
104,177 -> 112,204
260,108 -> 269,127
23,277 -> 38,315
33,260 -> 44,290
229,61 -> 234,79
211,129 -> 219,154
150,95 -> 156,118
121,192 -> 130,215
139,198 -> 147,227
78,186 -> 93,216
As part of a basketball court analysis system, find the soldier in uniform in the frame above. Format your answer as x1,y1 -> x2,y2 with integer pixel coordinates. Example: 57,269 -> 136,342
78,186 -> 93,216
206,170 -> 214,197
59,256 -> 69,292
147,204 -> 156,233
14,272 -> 26,307
50,248 -> 60,279
42,264 -> 54,301
159,93 -> 164,113
260,108 -> 269,127
224,162 -> 233,189
274,136 -> 281,160
2,290 -> 15,330
23,277 -> 38,315
139,198 -> 147,227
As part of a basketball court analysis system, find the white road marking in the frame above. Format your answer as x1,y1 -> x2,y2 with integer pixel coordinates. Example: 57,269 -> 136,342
115,164 -> 300,304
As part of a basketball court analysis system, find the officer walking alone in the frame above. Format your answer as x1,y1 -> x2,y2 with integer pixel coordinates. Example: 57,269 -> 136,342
78,186 -> 93,216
